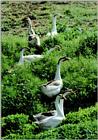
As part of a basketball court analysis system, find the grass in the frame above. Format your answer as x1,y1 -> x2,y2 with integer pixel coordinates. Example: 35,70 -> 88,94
1,1 -> 97,139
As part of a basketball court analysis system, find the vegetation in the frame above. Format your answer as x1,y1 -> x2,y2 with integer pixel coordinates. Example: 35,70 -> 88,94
2,104 -> 98,139
1,1 -> 97,139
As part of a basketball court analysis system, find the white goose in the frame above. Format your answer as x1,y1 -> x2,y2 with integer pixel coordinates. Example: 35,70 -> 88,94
47,14 -> 58,37
41,56 -> 71,97
19,46 -> 60,64
27,17 -> 41,54
19,48 -> 43,64
33,89 -> 73,130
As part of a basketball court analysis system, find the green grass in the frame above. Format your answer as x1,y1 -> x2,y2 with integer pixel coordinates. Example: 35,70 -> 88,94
1,1 -> 97,139
1,1 -> 97,35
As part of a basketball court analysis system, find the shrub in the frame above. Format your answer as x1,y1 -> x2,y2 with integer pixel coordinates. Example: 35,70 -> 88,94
2,113 -> 39,137
58,30 -> 97,57
74,31 -> 97,56
2,63 -> 48,117
41,36 -> 62,50
61,56 -> 97,112
1,35 -> 28,77
30,55 -> 57,80
2,114 -> 28,136
2,105 -> 97,139
62,103 -> 98,124
33,119 -> 97,139
3,119 -> 97,139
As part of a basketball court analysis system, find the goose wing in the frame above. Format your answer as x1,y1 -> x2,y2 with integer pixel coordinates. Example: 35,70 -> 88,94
33,110 -> 56,122
33,114 -> 47,122
24,55 -> 42,59
42,80 -> 61,87
42,110 -> 56,116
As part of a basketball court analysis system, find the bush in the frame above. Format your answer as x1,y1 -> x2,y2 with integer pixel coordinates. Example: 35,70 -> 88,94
62,103 -> 98,125
2,63 -> 48,117
61,56 -> 97,112
2,104 -> 97,139
2,55 -> 97,118
58,31 -> 97,57
4,119 -> 97,139
2,114 -> 28,136
2,113 -> 39,137
75,31 -> 97,56
41,36 -> 62,50
33,119 -> 97,139
1,35 -> 28,77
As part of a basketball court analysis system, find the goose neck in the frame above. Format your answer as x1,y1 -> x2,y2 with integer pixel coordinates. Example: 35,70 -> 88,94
19,49 -> 24,63
46,47 -> 56,55
58,99 -> 64,117
52,16 -> 57,32
36,35 -> 40,46
54,63 -> 61,80
55,96 -> 64,117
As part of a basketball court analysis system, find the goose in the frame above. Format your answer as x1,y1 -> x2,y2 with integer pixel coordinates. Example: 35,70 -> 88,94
41,56 -> 71,97
18,48 -> 43,64
27,17 -> 42,54
19,46 -> 60,64
47,14 -> 58,37
33,89 -> 73,130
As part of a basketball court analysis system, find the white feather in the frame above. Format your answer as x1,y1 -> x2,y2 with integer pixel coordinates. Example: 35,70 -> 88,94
33,94 -> 65,129
41,56 -> 70,97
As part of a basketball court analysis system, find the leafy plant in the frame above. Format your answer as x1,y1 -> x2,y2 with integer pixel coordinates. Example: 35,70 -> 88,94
2,114 -> 39,137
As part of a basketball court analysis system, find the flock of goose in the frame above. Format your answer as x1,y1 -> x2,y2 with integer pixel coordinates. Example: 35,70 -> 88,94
19,15 -> 58,64
19,15 -> 74,129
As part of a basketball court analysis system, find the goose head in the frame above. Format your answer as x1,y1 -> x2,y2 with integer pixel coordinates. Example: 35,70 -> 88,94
21,48 -> 25,52
27,17 -> 32,25
53,14 -> 57,17
20,48 -> 25,55
60,89 -> 75,100
58,56 -> 71,64
53,13 -> 63,18
55,45 -> 61,51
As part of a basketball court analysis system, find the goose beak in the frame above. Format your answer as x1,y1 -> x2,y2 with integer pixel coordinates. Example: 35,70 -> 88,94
59,15 -> 63,18
62,56 -> 71,62
64,57 -> 71,61
58,14 -> 63,18
62,89 -> 75,100
67,89 -> 76,94
55,13 -> 63,18
65,88 -> 73,92
55,45 -> 61,51
62,95 -> 67,100
58,56 -> 71,64
59,94 -> 67,100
